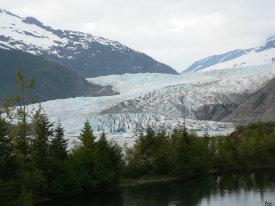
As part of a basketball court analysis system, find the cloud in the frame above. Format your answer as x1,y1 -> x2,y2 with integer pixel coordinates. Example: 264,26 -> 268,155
1,0 -> 275,72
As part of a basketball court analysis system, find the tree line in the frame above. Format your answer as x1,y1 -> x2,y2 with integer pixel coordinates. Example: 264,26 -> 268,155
1,70 -> 275,205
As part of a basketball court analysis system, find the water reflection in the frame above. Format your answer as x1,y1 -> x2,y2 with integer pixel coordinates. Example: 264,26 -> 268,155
36,168 -> 275,206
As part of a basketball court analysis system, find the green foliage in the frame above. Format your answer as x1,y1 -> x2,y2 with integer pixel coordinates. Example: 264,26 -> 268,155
74,122 -> 124,189
0,116 -> 11,162
0,48 -> 99,103
31,105 -> 53,171
75,120 -> 97,188
78,120 -> 96,149
46,157 -> 88,194
94,132 -> 124,185
3,69 -> 36,159
124,122 -> 275,179
49,120 -> 68,161
15,188 -> 33,206
23,169 -> 47,195
0,115 -> 23,205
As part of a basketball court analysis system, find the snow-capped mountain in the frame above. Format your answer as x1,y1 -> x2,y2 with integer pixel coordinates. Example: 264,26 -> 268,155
20,64 -> 275,137
182,49 -> 252,72
0,8 -> 177,77
182,37 -> 275,72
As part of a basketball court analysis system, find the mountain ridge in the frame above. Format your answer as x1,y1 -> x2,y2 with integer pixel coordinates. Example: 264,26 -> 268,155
182,48 -> 253,73
182,37 -> 275,72
0,8 -> 178,77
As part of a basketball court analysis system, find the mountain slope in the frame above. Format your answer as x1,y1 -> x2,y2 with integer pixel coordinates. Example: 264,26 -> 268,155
182,49 -> 252,72
0,8 -> 178,77
202,40 -> 275,72
0,48 -> 116,103
222,76 -> 275,124
182,37 -> 275,72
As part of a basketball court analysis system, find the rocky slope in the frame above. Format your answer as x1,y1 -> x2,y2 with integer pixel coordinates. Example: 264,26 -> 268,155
0,8 -> 178,77
0,48 -> 117,103
222,77 -> 275,124
195,103 -> 239,121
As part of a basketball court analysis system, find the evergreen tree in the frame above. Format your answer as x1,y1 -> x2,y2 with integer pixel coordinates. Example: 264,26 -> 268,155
94,132 -> 123,185
77,120 -> 97,188
78,120 -> 96,149
32,105 -> 53,171
3,69 -> 36,158
135,127 -> 156,172
0,115 -> 10,160
0,115 -> 23,205
49,120 -> 68,161
94,132 -> 110,184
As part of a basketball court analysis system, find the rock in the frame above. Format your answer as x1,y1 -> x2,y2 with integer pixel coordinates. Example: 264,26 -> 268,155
222,77 -> 275,124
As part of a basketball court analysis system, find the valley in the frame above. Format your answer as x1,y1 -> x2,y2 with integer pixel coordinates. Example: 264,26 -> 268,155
0,7 -> 275,153
1,6 -> 275,205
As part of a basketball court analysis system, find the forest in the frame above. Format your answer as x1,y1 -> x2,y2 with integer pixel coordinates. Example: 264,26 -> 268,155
1,70 -> 275,205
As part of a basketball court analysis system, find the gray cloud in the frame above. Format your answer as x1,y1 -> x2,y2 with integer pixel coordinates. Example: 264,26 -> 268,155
1,0 -> 275,72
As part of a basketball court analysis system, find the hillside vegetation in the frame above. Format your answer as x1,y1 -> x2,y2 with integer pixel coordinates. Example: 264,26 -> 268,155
0,48 -> 115,103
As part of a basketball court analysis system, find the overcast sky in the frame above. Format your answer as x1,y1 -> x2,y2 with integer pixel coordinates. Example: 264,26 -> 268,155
1,0 -> 275,72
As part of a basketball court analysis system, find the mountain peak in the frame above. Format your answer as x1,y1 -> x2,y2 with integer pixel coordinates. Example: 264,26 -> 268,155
254,37 -> 275,53
183,36 -> 275,73
266,35 -> 275,42
0,8 -> 178,77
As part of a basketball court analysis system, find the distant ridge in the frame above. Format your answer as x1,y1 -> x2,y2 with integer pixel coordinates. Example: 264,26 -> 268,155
182,49 -> 252,73
182,37 -> 275,72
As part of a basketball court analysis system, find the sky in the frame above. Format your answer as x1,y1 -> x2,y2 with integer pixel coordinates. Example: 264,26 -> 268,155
1,0 -> 275,72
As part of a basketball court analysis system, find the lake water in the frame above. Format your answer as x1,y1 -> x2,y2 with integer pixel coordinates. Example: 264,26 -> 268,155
36,168 -> 275,206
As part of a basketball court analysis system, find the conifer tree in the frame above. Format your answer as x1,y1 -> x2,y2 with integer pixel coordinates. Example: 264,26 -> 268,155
50,120 -> 68,161
32,105 -> 53,170
3,69 -> 36,158
94,132 -> 123,185
0,114 -> 23,205
77,120 -> 97,188
94,132 -> 110,184
0,115 -> 10,160
78,120 -> 96,149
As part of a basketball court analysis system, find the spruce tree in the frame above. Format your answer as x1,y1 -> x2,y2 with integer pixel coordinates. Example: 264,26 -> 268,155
78,120 -> 96,149
0,115 -> 23,205
50,120 -> 68,161
94,132 -> 110,184
77,120 -> 97,188
94,132 -> 123,185
0,116 -> 10,160
32,106 -> 53,170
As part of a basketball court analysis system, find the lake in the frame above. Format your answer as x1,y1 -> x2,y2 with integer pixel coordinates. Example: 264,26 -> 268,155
36,168 -> 275,206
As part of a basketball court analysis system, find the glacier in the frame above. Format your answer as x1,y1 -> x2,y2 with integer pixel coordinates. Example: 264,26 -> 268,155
17,64 -> 275,144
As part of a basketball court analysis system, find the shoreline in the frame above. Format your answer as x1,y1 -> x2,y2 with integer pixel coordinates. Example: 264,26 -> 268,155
119,165 -> 275,187
33,165 -> 275,204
